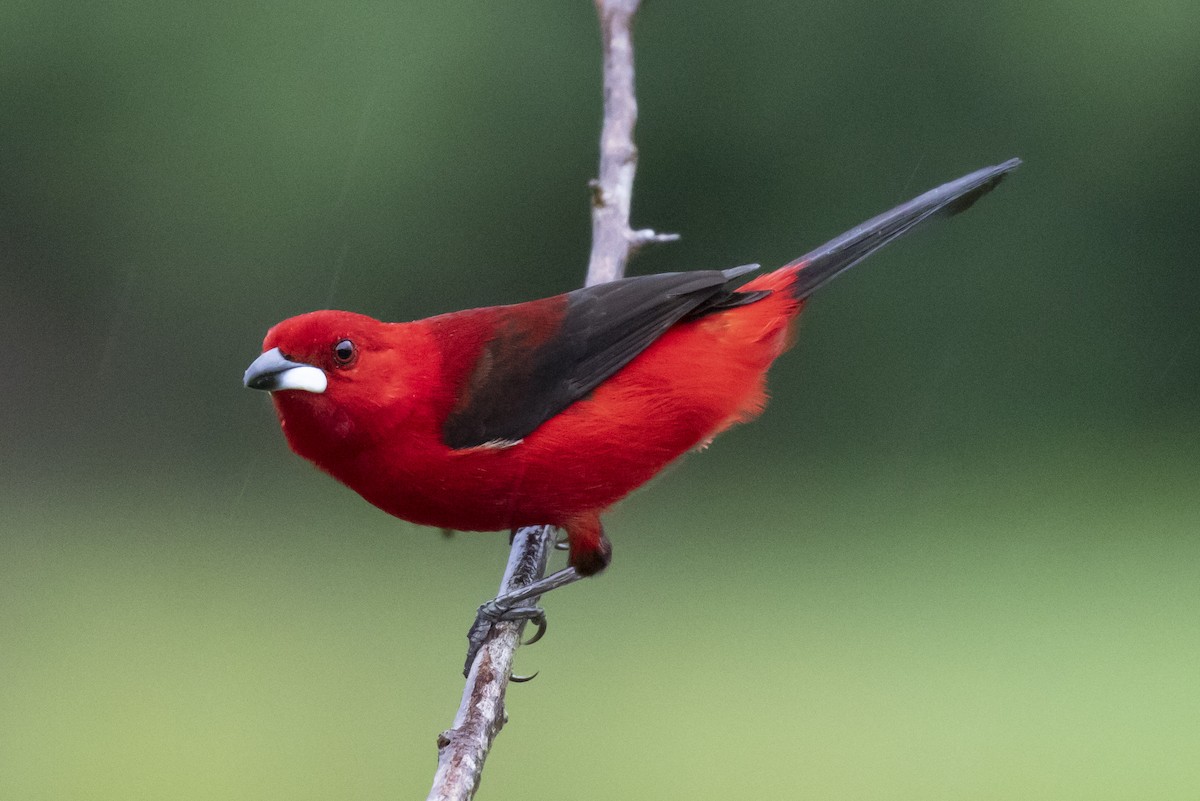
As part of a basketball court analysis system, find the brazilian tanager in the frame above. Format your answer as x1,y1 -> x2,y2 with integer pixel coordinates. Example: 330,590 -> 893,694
245,160 -> 1019,579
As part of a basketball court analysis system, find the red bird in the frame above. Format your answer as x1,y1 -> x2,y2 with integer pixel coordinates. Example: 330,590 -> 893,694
245,160 -> 1018,656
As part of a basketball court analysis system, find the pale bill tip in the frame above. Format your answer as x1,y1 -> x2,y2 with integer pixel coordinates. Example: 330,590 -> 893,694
272,365 -> 327,394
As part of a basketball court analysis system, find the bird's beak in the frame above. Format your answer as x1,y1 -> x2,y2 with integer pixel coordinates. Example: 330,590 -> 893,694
243,347 -> 327,393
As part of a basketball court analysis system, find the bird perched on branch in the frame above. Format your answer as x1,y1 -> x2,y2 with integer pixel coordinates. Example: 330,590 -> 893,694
245,158 -> 1020,667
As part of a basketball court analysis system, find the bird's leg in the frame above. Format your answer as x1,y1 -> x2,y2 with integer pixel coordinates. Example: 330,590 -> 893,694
463,513 -> 610,677
563,512 -> 611,576
463,567 -> 583,676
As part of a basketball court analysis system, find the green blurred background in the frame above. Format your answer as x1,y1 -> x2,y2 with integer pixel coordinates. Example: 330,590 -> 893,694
3,1 -> 1198,798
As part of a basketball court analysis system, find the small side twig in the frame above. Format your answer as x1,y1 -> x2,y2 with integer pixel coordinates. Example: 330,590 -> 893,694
428,3 -> 669,799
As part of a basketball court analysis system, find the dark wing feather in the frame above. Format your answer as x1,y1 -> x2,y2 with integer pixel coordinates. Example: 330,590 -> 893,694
442,266 -> 762,449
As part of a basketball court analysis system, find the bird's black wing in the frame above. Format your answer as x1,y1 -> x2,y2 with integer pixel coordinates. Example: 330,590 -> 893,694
442,265 -> 764,449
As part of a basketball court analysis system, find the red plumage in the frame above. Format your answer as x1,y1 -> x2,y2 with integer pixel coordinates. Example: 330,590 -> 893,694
245,160 -> 1019,575
260,265 -> 802,574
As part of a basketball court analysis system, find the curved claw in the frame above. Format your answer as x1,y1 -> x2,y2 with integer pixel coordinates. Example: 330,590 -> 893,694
510,670 -> 540,683
520,612 -> 547,647
553,536 -> 570,551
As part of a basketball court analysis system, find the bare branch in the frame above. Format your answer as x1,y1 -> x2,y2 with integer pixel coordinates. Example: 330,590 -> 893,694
588,0 -> 675,287
428,2 -> 667,798
427,527 -> 552,801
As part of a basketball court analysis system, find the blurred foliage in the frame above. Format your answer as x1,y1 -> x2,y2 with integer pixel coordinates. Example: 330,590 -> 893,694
2,0 -> 1198,799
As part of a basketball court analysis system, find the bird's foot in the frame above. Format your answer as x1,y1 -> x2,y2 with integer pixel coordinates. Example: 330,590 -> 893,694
461,567 -> 585,679
463,599 -> 547,679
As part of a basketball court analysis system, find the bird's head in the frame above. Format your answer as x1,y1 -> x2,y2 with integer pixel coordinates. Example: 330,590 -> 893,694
244,310 -> 430,455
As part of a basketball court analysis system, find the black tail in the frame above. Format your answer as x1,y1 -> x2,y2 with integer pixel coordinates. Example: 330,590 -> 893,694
789,158 -> 1021,299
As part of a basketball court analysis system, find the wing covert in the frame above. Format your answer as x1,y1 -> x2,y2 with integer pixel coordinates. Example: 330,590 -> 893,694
441,267 -> 763,449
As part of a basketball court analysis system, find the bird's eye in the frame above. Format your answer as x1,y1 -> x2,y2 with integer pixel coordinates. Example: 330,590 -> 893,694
332,339 -> 356,367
